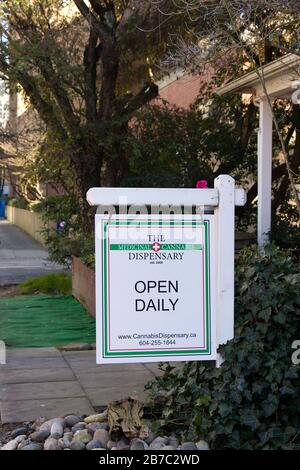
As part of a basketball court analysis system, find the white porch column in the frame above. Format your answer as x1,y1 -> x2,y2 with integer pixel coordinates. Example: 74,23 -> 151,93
257,98 -> 273,246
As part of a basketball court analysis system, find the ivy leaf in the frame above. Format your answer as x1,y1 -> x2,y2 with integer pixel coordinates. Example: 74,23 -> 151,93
218,402 -> 232,418
261,399 -> 278,417
258,307 -> 272,322
273,313 -> 287,325
279,386 -> 295,395
240,410 -> 260,430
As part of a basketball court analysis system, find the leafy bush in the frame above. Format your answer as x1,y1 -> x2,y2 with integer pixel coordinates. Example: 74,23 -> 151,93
32,194 -> 77,220
19,273 -> 72,295
125,99 -> 257,189
33,195 -> 94,268
8,197 -> 29,209
38,229 -> 94,268
80,252 -> 95,271
147,245 -> 300,449
271,198 -> 300,251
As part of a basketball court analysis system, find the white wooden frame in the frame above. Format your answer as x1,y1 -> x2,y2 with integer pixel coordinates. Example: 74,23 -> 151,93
87,185 -> 246,208
87,175 -> 246,361
257,99 -> 273,246
217,54 -> 300,247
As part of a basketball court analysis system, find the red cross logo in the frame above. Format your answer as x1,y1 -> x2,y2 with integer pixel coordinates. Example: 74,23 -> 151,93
152,242 -> 161,252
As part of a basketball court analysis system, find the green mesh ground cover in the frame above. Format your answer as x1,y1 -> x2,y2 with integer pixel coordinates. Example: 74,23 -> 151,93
0,295 -> 96,348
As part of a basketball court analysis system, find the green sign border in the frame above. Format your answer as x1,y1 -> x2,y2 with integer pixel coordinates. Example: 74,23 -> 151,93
101,218 -> 211,358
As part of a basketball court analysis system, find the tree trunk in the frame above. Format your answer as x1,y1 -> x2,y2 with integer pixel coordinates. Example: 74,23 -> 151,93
72,147 -> 102,230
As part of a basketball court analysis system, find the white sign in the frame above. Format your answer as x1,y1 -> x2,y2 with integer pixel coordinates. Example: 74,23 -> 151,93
88,175 -> 247,365
95,215 -> 216,364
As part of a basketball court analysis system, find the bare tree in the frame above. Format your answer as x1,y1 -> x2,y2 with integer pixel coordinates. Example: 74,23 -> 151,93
0,0 -> 180,225
151,0 -> 300,218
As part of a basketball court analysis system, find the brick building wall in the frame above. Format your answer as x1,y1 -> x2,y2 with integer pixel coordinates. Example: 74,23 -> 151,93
159,72 -> 203,109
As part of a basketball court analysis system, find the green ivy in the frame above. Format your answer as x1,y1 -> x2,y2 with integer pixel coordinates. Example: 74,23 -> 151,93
147,245 -> 300,449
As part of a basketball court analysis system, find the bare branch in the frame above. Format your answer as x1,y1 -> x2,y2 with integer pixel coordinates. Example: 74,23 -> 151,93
73,0 -> 110,39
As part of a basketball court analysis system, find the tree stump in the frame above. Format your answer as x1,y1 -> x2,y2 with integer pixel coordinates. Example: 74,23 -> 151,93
107,397 -> 143,439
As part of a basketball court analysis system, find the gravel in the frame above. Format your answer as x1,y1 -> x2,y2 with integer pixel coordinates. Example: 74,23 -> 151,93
0,411 -> 210,451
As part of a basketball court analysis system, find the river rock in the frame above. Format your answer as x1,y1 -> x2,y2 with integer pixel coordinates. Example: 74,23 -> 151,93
63,434 -> 73,448
15,435 -> 27,445
22,443 -> 43,451
73,429 -> 92,444
64,415 -> 82,428
84,411 -> 107,424
168,435 -> 179,448
58,438 -> 66,449
44,437 -> 60,450
86,439 -> 103,450
107,439 -> 118,450
88,422 -> 109,432
130,438 -> 149,450
1,439 -> 19,450
31,429 -> 50,442
11,427 -> 28,439
32,417 -> 46,431
87,422 -> 102,434
180,442 -> 198,450
93,429 -> 109,448
99,422 -> 109,430
69,440 -> 86,451
40,418 -> 57,432
162,445 -> 177,450
149,437 -> 168,450
72,422 -> 86,432
139,425 -> 155,444
50,419 -> 64,439
196,440 -> 210,450
18,438 -> 32,450
116,437 -> 130,450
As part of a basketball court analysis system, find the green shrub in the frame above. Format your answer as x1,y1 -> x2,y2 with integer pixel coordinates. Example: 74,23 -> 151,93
19,273 -> 72,295
80,252 -> 95,271
271,200 -> 300,250
33,195 -> 95,268
125,99 -> 257,189
147,245 -> 300,449
8,197 -> 29,210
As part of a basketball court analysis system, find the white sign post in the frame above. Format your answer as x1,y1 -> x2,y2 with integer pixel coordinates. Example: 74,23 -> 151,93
87,175 -> 246,365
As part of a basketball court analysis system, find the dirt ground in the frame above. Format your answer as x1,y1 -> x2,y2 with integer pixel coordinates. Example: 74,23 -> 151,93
0,286 -> 19,297
0,422 -> 21,447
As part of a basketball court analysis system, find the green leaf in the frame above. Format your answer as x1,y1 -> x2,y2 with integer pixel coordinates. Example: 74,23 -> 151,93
240,409 -> 260,430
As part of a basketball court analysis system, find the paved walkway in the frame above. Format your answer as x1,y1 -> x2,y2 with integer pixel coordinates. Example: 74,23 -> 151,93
0,220 -> 65,285
0,348 -> 160,424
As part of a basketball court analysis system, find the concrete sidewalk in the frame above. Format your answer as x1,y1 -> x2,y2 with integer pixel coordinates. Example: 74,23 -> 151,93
0,348 -> 160,424
0,220 -> 65,285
